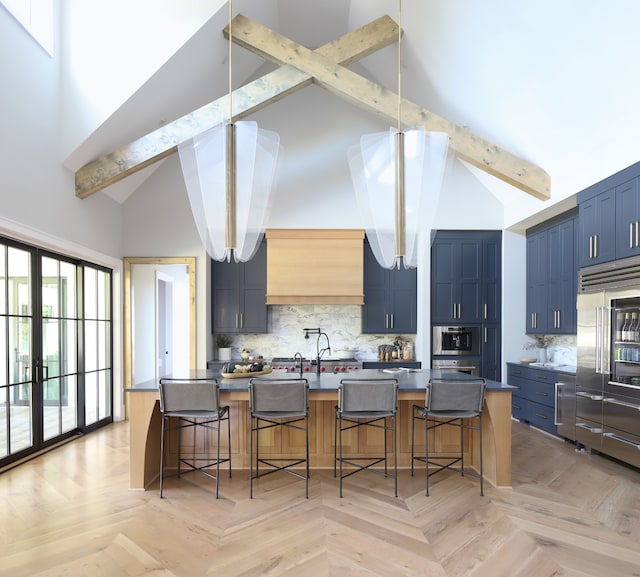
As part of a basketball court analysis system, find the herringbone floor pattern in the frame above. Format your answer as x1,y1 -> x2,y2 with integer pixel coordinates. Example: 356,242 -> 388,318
1,420 -> 639,577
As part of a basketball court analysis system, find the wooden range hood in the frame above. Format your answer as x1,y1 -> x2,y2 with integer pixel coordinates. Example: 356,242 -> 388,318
266,229 -> 364,305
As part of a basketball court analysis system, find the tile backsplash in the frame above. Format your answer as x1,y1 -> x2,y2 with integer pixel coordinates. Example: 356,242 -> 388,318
215,305 -> 414,361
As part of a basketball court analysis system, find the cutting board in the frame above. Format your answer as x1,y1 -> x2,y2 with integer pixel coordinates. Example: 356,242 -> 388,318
221,368 -> 273,379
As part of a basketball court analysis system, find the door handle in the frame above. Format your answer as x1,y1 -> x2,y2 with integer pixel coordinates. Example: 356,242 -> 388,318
484,303 -> 487,320
589,235 -> 593,259
630,222 -> 634,249
576,422 -> 602,433
594,234 -> 598,258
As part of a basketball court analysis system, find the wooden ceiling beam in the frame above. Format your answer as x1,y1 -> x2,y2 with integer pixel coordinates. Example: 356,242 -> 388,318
74,15 -> 400,198
229,15 -> 550,200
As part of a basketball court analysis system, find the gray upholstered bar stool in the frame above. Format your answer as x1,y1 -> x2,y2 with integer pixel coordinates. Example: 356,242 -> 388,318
334,378 -> 398,498
411,377 -> 486,496
158,377 -> 231,498
248,377 -> 310,498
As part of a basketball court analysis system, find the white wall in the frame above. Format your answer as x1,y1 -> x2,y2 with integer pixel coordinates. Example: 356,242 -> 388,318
0,5 -> 123,258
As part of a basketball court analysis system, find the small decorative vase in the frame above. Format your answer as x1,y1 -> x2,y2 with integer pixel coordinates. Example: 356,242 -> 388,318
536,347 -> 547,363
218,347 -> 232,362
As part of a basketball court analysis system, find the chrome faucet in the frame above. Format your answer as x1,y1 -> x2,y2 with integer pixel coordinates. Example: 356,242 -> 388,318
294,352 -> 304,377
316,332 -> 331,374
303,328 -> 331,374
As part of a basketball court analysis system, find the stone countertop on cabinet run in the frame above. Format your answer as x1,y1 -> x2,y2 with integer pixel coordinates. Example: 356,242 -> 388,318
126,368 -> 515,393
508,361 -> 576,375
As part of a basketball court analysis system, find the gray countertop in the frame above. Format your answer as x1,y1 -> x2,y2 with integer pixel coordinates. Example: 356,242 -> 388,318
126,368 -> 515,393
507,361 -> 576,374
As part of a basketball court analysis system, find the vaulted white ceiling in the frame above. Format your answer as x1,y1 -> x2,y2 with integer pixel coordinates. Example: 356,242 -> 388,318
64,0 -> 640,228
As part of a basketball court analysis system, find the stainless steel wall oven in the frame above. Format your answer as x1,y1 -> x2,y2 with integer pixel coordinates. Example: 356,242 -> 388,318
432,326 -> 481,356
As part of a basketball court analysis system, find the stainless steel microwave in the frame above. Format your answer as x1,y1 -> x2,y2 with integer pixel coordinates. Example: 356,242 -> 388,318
432,325 -> 481,356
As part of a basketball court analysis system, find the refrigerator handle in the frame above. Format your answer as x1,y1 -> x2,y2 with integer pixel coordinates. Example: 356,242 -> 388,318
554,382 -> 561,425
595,306 -> 602,373
603,305 -> 612,374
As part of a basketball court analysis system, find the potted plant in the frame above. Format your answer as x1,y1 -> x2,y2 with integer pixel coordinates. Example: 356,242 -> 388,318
216,334 -> 233,361
523,334 -> 555,363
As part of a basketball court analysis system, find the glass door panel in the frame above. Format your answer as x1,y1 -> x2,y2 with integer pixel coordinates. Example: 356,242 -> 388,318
0,244 -> 33,459
1,238 -> 112,468
41,256 -> 78,438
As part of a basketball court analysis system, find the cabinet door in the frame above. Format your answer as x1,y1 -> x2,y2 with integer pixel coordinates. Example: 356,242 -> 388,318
212,260 -> 241,333
482,233 -> 501,323
547,218 -> 576,334
615,178 -> 640,259
387,266 -> 417,333
362,244 -> 388,332
239,241 -> 268,333
481,324 -> 501,381
431,239 -> 458,323
458,239 -> 482,323
578,189 -> 616,267
526,231 -> 548,333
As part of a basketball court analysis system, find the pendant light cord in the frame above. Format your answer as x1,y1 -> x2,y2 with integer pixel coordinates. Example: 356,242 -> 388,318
397,0 -> 401,134
229,0 -> 233,121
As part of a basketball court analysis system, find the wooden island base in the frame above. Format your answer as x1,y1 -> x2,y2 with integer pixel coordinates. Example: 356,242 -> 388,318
127,389 -> 512,491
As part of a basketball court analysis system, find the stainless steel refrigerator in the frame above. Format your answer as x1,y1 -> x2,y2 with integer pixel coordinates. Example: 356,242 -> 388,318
576,258 -> 640,467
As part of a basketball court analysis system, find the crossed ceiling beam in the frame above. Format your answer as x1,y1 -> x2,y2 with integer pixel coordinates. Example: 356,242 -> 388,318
74,14 -> 550,201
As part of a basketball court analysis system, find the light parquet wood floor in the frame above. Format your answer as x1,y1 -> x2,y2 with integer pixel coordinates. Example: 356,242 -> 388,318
1,420 -> 639,577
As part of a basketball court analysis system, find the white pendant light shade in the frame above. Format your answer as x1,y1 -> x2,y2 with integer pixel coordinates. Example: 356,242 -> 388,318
179,120 -> 280,262
348,128 -> 448,269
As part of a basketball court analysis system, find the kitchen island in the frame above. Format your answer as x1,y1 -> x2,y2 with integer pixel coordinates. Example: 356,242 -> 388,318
125,369 -> 515,491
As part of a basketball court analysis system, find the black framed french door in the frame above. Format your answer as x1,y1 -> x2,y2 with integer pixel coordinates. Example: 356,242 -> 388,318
0,236 -> 113,468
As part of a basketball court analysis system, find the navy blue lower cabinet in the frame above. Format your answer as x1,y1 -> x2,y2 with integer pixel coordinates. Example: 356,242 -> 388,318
507,363 -> 559,435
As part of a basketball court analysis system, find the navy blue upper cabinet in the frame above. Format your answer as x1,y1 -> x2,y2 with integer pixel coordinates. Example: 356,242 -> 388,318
362,240 -> 417,333
547,216 -> 577,333
482,233 -> 502,323
578,189 -> 615,267
615,178 -> 640,259
577,161 -> 640,267
431,231 -> 501,324
526,212 -> 577,335
212,241 -> 268,334
526,230 -> 548,333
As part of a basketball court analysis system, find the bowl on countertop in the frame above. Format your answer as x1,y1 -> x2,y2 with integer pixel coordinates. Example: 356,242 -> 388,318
335,348 -> 358,360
